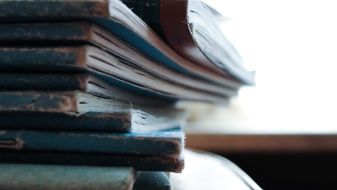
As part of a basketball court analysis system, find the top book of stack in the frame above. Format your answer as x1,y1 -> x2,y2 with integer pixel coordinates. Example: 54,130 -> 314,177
0,0 -> 254,104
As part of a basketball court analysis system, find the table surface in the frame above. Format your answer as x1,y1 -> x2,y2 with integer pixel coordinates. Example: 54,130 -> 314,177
186,133 -> 337,153
185,122 -> 337,153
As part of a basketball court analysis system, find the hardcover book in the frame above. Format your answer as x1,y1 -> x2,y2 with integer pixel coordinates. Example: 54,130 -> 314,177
0,91 -> 186,132
0,151 -> 184,172
0,0 -> 254,86
0,73 -> 167,106
0,164 -> 135,190
0,164 -> 174,190
0,128 -> 184,157
0,46 -> 230,103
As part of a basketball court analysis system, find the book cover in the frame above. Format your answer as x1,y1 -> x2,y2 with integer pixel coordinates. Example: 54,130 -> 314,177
0,163 -> 135,190
0,151 -> 184,172
0,128 -> 184,157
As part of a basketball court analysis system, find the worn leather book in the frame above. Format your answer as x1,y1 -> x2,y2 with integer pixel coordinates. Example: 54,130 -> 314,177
0,0 -> 253,86
0,22 -> 242,92
0,91 -> 186,132
0,151 -> 184,172
0,46 -> 230,103
0,73 -> 168,106
0,164 -> 135,190
0,128 -> 184,157
122,0 -> 254,84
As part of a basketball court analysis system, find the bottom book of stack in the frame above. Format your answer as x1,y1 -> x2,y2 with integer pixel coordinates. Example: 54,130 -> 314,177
0,164 -> 171,190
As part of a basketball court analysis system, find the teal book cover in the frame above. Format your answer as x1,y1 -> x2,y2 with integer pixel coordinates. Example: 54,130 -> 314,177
0,164 -> 135,190
0,164 -> 173,189
0,128 -> 184,157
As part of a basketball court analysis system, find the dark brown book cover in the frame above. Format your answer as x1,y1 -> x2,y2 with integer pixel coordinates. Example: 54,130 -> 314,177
122,0 -> 255,85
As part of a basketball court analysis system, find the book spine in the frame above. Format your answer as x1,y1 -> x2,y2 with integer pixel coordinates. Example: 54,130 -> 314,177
0,130 -> 183,157
0,164 -> 135,190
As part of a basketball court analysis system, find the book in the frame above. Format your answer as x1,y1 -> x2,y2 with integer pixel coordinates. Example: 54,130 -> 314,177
0,163 -> 135,190
0,151 -> 184,172
0,128 -> 184,157
0,22 -> 242,91
0,91 -> 185,132
0,46 -> 230,103
0,73 -> 168,106
122,0 -> 254,84
0,0 -> 253,86
0,164 -> 174,190
0,111 -> 186,133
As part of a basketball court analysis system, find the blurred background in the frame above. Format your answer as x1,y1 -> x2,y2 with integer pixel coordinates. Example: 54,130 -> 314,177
185,0 -> 337,189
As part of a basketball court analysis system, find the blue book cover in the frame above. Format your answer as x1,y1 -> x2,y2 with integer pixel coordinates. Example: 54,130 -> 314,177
0,128 -> 184,157
0,163 -> 135,190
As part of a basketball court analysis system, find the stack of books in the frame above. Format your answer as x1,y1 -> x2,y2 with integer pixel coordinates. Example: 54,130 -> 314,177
0,0 -> 254,189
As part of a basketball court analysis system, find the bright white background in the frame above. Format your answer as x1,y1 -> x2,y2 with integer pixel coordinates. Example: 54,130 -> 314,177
190,0 -> 337,134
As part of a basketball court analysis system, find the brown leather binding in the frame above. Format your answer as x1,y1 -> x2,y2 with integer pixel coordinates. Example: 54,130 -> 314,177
159,0 -> 235,79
